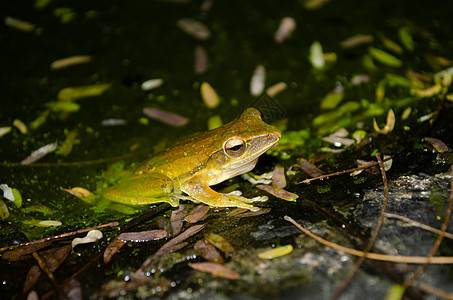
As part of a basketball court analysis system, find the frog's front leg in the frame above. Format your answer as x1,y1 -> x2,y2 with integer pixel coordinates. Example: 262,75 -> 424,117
180,175 -> 259,211
102,173 -> 179,207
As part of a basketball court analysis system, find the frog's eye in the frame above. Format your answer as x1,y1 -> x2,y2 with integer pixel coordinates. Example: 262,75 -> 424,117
224,137 -> 247,158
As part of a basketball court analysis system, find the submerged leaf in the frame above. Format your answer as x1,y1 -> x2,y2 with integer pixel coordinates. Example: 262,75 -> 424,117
207,115 -> 223,130
189,262 -> 240,279
58,128 -> 78,157
205,233 -> 235,253
320,83 -> 344,110
0,126 -> 12,138
258,245 -> 293,259
117,230 -> 168,242
272,166 -> 286,190
257,185 -> 298,201
398,26 -> 414,51
184,204 -> 210,223
104,239 -> 126,263
413,84 -> 442,97
194,240 -> 224,263
0,199 -> 9,220
299,158 -> 324,178
424,137 -> 449,153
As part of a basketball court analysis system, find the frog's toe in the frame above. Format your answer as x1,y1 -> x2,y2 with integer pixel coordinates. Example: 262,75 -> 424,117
224,190 -> 242,197
249,196 -> 269,203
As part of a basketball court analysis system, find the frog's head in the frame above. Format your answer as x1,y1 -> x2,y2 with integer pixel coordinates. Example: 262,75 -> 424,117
209,108 -> 281,180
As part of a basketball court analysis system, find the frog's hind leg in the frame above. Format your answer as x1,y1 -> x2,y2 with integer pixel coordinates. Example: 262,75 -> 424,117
180,177 -> 259,211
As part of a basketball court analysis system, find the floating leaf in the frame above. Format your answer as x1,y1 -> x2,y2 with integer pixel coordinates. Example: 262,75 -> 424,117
171,204 -> 189,236
117,230 -> 168,242
13,119 -> 28,134
194,240 -> 224,263
189,262 -> 240,279
21,141 -> 58,164
413,84 -> 442,97
61,187 -> 96,204
424,137 -> 449,153
207,115 -> 223,130
0,126 -> 12,138
272,166 -> 286,190
265,82 -> 287,97
39,220 -> 62,227
205,233 -> 235,253
184,204 -> 210,223
2,240 -> 52,261
379,35 -> 403,54
398,26 -> 414,51
250,64 -> 266,96
58,128 -> 78,156
57,84 -> 111,102
368,47 -> 402,68
72,230 -> 103,249
304,0 -> 331,10
373,109 -> 395,134
201,82 -> 220,108
50,55 -> 92,70
101,119 -> 127,126
40,245 -> 71,272
309,41 -> 325,69
320,83 -> 344,110
257,185 -> 298,201
299,158 -> 324,178
30,110 -> 51,130
258,245 -> 293,259
141,78 -> 164,91
340,34 -> 373,49
143,107 -> 189,127
1,184 -> 23,208
45,101 -> 80,112
176,18 -> 211,40
0,199 -> 9,220
274,17 -> 296,44
194,45 -> 208,74
4,16 -> 35,32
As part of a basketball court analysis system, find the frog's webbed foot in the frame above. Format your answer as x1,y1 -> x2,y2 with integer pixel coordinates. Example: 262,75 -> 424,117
224,191 -> 268,203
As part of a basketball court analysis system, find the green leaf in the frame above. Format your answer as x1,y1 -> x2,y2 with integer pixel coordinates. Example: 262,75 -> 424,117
368,47 -> 402,68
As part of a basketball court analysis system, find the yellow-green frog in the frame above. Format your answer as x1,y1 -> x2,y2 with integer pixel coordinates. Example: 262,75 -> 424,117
103,108 -> 280,211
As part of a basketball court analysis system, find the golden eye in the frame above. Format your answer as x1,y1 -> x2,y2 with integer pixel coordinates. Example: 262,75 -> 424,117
224,137 -> 247,157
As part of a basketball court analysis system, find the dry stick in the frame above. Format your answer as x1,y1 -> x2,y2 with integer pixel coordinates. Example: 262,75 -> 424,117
0,221 -> 119,252
419,282 -> 453,300
402,166 -> 453,289
385,212 -> 453,240
33,252 -> 67,299
329,152 -> 389,300
284,216 -> 453,264
298,155 -> 394,184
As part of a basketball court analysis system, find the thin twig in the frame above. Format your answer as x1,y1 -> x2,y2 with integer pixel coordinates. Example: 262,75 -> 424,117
384,212 -> 453,240
329,152 -> 389,300
297,155 -> 394,184
284,215 -> 453,264
419,282 -> 453,300
33,252 -> 67,299
0,221 -> 119,252
402,166 -> 453,289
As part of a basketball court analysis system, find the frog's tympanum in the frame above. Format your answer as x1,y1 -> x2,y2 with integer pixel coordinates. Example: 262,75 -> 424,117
103,108 -> 281,211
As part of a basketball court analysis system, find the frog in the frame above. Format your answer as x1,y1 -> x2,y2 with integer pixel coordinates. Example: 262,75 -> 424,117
102,107 -> 281,211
